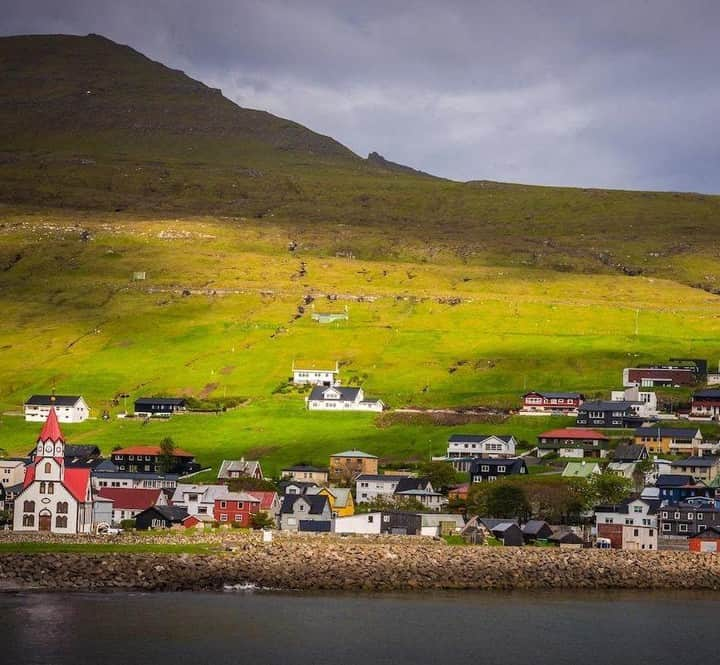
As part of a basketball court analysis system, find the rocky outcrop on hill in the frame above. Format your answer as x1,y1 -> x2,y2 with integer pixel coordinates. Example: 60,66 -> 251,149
2,534 -> 720,592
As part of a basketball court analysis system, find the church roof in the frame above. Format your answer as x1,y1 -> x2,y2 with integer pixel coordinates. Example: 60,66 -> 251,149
38,407 -> 64,443
23,464 -> 91,502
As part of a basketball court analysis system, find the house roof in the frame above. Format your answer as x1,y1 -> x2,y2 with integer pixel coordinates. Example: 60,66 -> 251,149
140,505 -> 189,523
635,426 -> 700,438
470,458 -> 526,473
134,397 -> 186,406
448,434 -> 515,443
293,361 -> 338,372
306,486 -> 353,508
549,530 -> 584,544
562,461 -> 599,478
280,494 -> 329,515
579,400 -> 635,412
26,395 -> 82,407
522,520 -> 552,535
539,429 -> 609,441
655,474 -> 702,487
220,491 -> 261,504
111,445 -> 195,458
479,517 -> 519,530
693,390 -> 720,399
92,469 -> 178,481
613,444 -> 647,462
690,526 -> 720,539
595,498 -> 660,515
246,491 -> 279,511
524,391 -> 584,399
217,459 -> 262,478
491,522 -> 521,533
356,474 -> 406,483
38,408 -> 64,443
282,465 -> 328,473
277,480 -> 319,494
97,487 -> 165,510
671,456 -> 720,468
309,386 -> 361,401
330,450 -> 378,459
171,484 -> 228,504
394,477 -> 432,493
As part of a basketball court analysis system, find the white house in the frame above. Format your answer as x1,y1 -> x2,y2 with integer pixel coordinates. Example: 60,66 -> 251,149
0,459 -> 28,489
24,395 -> 90,423
446,434 -> 517,459
170,484 -> 228,517
595,498 -> 659,550
306,386 -> 384,412
292,361 -> 340,386
333,512 -> 382,535
355,474 -> 408,503
13,408 -> 94,534
419,513 -> 465,537
610,387 -> 658,418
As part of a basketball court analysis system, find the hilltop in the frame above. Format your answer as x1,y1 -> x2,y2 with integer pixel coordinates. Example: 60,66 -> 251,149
1,34 -> 720,473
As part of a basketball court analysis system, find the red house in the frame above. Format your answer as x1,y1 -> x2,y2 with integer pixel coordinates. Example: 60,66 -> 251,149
521,392 -> 584,414
688,526 -> 720,553
691,390 -> 720,419
213,491 -> 261,526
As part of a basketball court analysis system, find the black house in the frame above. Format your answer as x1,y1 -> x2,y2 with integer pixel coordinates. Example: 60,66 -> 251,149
469,458 -> 527,483
134,397 -> 187,416
521,520 -> 554,543
135,505 -> 189,530
380,511 -> 423,536
576,401 -> 645,429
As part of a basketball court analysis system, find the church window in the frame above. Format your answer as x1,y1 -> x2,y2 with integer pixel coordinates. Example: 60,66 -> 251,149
23,514 -> 34,527
47,483 -> 54,495
57,502 -> 68,514
55,515 -> 68,528
23,500 -> 35,512
44,462 -> 52,474
39,482 -> 46,494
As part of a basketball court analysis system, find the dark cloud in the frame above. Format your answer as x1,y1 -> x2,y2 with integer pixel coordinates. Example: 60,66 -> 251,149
1,0 -> 719,191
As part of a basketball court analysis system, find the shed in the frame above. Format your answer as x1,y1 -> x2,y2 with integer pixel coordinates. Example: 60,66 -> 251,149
549,530 -> 584,548
688,526 -> 720,553
522,520 -> 553,543
134,505 -> 189,530
490,522 -> 524,546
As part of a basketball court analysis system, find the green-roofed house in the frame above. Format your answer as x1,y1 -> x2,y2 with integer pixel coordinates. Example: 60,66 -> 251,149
562,460 -> 602,479
329,450 -> 379,482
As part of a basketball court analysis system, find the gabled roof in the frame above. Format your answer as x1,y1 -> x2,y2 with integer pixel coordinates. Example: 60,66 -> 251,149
635,426 -> 700,438
171,484 -> 228,504
97,487 -> 165,510
111,445 -> 195,458
613,444 -> 647,462
479,517 -> 519,530
539,429 -> 609,441
26,395 -> 83,407
306,486 -> 353,508
356,474 -> 406,483
217,459 -> 262,479
282,465 -> 328,473
579,400 -> 635,412
522,520 -> 552,535
330,450 -> 378,459
562,461 -> 599,478
595,498 -> 660,515
139,505 -> 189,523
655,474 -> 701,487
246,491 -> 280,511
448,434 -> 515,443
491,521 -> 521,533
524,391 -> 584,399
23,464 -> 91,502
38,407 -> 64,443
309,386 -> 361,401
693,390 -> 720,399
280,494 -> 329,515
470,458 -> 526,474
134,397 -> 186,406
671,456 -> 720,468
394,477 -> 432,494
220,491 -> 261,504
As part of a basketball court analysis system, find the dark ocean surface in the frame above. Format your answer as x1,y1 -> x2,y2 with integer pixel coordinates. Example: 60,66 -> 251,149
3,589 -> 718,664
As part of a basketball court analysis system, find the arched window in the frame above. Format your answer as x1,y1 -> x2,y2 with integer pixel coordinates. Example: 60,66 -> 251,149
55,515 -> 68,528
56,502 -> 68,514
23,500 -> 35,513
22,514 -> 34,527
47,483 -> 54,495
39,481 -> 46,494
44,462 -> 52,474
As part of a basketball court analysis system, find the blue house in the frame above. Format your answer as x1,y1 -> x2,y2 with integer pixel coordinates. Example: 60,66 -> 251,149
655,474 -> 714,502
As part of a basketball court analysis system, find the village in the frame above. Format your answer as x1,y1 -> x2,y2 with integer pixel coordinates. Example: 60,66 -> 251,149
3,358 -> 720,553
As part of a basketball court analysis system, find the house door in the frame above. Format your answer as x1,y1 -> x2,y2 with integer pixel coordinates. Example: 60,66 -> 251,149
39,511 -> 51,531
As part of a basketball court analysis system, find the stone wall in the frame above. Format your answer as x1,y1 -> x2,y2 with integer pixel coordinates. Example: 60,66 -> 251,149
2,534 -> 720,592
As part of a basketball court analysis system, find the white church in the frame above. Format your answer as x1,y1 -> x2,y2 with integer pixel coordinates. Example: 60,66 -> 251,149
13,406 -> 94,534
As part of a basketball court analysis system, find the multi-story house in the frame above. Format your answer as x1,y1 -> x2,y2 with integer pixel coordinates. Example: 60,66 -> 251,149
469,458 -> 527,483
594,497 -> 659,550
111,446 -> 199,474
306,386 -> 384,412
655,474 -> 714,503
92,470 -> 179,491
634,427 -> 705,455
658,498 -> 720,548
521,391 -> 584,415
23,394 -> 90,423
291,361 -> 339,386
171,484 -> 229,517
355,474 -> 407,503
446,434 -> 517,459
329,450 -> 378,482
217,459 -> 264,481
393,477 -> 445,511
133,397 -> 187,417
0,459 -> 28,489
96,487 -> 169,525
669,456 -> 720,484
691,390 -> 720,419
537,429 -> 610,458
610,387 -> 658,418
281,465 -> 329,484
213,491 -> 261,526
623,364 -> 700,388
279,494 -> 332,532
576,400 -> 644,428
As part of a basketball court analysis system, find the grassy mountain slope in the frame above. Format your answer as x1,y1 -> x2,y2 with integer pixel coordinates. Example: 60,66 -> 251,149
1,34 -> 720,473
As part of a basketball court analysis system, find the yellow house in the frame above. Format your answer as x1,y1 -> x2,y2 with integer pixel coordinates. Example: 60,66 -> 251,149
308,486 -> 355,517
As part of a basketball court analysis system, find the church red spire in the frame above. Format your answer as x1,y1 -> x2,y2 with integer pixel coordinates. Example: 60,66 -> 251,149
38,406 -> 64,443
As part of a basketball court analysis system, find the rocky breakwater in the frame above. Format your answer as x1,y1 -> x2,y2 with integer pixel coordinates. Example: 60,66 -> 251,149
3,538 -> 720,592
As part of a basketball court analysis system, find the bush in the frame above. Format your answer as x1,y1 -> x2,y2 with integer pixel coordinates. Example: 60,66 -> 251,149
231,521 -> 242,528
120,519 -> 136,530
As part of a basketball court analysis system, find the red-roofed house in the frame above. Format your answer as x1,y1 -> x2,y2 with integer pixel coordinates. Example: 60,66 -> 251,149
97,487 -> 169,525
247,490 -> 281,524
111,445 -> 199,474
13,408 -> 94,534
537,429 -> 611,458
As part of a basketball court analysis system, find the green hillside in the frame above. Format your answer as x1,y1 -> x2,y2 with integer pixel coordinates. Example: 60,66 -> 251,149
1,34 -> 719,473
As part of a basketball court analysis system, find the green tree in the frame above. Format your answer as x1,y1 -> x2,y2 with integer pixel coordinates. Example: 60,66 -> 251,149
0,510 -> 11,526
250,511 -> 275,529
418,461 -> 461,491
485,482 -> 530,519
591,471 -> 632,505
632,458 -> 654,493
228,477 -> 278,492
158,437 -> 176,473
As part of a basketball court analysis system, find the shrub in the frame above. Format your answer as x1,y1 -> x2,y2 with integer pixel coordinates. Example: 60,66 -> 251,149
120,519 -> 136,530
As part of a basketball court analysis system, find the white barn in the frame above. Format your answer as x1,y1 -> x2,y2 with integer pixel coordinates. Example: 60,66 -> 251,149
24,394 -> 90,423
333,512 -> 382,535
306,386 -> 384,412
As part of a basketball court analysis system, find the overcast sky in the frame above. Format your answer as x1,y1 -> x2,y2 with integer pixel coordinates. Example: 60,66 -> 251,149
2,0 -> 720,192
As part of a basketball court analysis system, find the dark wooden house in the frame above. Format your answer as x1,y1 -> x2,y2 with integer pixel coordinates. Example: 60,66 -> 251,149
134,397 -> 187,417
469,458 -> 527,483
134,505 -> 189,530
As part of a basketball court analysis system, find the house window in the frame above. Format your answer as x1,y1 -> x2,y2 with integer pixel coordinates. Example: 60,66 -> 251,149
698,513 -> 704,521
39,482 -> 46,494
220,514 -> 228,521
47,483 -> 54,495
679,524 -> 688,533
633,506 -> 642,513
634,529 -> 639,537
662,524 -> 671,532
488,476 -> 497,482
481,465 -> 490,472
56,502 -> 68,514
625,519 -> 634,525
661,511 -> 668,518
219,501 -> 227,508
234,514 -> 243,522
674,512 -> 680,519
688,513 -> 694,520
606,518 -> 614,524
498,466 -> 506,473
368,515 -> 374,523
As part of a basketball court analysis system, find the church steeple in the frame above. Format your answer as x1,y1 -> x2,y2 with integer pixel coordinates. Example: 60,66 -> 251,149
36,407 -> 65,459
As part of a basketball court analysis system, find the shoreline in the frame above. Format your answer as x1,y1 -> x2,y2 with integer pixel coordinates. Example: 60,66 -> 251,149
2,535 -> 720,593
